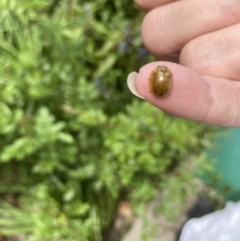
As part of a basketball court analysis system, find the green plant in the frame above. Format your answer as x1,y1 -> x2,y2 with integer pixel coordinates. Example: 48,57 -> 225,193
0,0 -> 216,240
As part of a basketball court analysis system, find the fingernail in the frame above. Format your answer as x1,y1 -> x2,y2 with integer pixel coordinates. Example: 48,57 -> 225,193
127,72 -> 145,99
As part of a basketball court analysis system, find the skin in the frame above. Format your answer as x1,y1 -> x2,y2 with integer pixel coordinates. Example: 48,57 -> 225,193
133,0 -> 240,127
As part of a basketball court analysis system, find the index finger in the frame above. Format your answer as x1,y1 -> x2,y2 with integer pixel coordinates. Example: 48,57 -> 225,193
127,62 -> 240,127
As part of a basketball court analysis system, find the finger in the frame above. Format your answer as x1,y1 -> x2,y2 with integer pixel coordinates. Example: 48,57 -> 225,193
127,62 -> 240,127
141,0 -> 240,56
180,23 -> 240,80
134,0 -> 178,11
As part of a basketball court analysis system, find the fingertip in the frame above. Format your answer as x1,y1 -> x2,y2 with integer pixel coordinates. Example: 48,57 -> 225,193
128,62 -> 240,127
141,9 -> 176,57
135,62 -> 210,121
134,0 -> 154,11
135,0 -> 177,11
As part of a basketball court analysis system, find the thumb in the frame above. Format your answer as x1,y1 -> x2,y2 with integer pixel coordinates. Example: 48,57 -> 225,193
127,62 -> 240,127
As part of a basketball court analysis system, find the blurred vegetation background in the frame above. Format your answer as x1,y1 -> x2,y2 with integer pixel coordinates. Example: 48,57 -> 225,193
0,0 -> 218,241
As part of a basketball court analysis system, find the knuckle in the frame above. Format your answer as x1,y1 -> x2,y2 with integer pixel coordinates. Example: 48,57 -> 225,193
180,34 -> 225,76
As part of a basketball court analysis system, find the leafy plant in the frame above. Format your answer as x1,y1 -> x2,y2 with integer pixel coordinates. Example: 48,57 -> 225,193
0,0 -> 216,240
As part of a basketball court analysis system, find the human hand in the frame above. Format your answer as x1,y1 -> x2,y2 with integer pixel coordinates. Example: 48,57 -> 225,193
127,0 -> 240,127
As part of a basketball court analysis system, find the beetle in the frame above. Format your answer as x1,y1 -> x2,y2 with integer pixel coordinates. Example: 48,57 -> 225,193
149,66 -> 172,97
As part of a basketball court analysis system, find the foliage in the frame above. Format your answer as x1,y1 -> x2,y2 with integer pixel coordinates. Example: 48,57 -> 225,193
0,0 -> 216,240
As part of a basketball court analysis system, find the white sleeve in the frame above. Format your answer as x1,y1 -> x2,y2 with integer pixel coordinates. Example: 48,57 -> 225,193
179,201 -> 240,241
